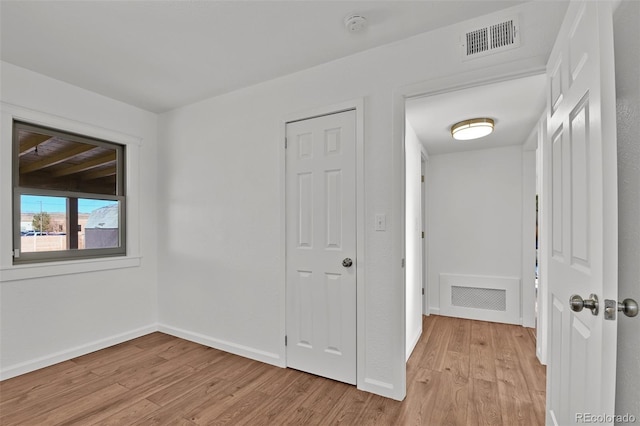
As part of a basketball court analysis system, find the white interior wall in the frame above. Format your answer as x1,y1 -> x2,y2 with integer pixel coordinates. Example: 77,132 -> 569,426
426,145 -> 523,319
613,0 -> 640,418
156,3 -> 564,400
405,120 -> 422,361
0,1 -> 566,399
0,62 -> 159,379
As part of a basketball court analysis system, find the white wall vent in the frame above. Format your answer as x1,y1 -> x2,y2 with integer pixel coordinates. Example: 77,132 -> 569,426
439,273 -> 521,325
462,16 -> 520,60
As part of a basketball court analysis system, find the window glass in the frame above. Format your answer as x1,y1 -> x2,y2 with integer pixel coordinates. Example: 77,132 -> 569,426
13,121 -> 126,263
16,126 -> 119,195
19,195 -> 68,253
80,198 -> 120,249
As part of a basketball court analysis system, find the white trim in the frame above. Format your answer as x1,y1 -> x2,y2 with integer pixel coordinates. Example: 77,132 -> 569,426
0,321 -> 289,381
0,102 -> 143,281
391,87 -> 408,401
521,148 -> 537,328
399,58 -> 546,102
0,256 -> 141,282
421,150 -> 429,316
0,324 -> 156,380
364,377 -> 395,390
1,102 -> 143,146
158,324 -> 283,367
280,98 -> 366,390
535,114 -> 549,365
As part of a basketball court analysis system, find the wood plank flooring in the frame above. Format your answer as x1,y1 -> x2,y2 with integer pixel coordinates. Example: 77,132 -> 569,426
0,315 -> 545,425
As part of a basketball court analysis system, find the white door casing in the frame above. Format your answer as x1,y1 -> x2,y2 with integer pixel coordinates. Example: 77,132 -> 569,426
421,155 -> 427,316
544,1 -> 618,425
285,110 -> 357,385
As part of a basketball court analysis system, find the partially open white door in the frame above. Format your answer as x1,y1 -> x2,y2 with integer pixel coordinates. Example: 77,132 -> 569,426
544,1 -> 618,424
285,110 -> 357,385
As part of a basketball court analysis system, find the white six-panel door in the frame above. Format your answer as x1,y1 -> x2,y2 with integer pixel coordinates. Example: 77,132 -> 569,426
285,110 -> 357,384
544,1 -> 618,424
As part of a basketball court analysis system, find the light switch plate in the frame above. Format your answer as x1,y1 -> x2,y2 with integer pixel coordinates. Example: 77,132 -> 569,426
374,214 -> 386,231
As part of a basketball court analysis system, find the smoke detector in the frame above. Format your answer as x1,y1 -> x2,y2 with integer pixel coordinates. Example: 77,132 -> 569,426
344,14 -> 367,33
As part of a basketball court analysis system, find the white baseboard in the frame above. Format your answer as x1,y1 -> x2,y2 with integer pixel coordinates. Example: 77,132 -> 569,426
1,323 -> 285,382
359,377 -> 405,401
0,324 -> 157,381
157,323 -> 284,368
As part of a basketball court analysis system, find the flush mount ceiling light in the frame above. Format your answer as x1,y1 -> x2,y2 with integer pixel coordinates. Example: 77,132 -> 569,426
451,118 -> 495,140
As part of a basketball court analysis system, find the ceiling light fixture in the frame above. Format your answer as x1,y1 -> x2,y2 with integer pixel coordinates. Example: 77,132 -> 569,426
450,118 -> 495,140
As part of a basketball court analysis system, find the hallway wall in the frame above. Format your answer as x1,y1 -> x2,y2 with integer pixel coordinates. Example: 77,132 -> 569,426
426,145 -> 524,323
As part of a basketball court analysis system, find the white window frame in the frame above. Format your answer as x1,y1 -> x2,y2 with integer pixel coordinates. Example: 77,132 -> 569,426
0,102 -> 142,281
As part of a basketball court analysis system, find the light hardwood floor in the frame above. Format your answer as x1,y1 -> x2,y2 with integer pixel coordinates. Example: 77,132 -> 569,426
0,315 -> 545,425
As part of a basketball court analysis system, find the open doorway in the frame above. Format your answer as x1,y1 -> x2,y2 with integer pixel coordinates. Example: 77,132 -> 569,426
403,73 -> 546,361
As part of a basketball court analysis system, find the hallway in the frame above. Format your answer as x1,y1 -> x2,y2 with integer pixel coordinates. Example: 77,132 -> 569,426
402,315 -> 546,425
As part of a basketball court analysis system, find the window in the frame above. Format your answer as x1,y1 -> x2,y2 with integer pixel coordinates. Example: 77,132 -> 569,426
13,121 -> 126,263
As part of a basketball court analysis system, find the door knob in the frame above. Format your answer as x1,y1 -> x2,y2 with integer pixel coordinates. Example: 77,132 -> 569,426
342,258 -> 353,268
618,298 -> 639,317
569,294 -> 599,316
604,298 -> 638,320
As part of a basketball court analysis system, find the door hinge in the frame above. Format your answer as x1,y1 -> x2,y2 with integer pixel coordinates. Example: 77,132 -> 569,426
285,138 -> 287,149
401,258 -> 405,268
421,175 -> 424,182
285,335 -> 288,346
421,231 -> 425,239
422,288 -> 424,295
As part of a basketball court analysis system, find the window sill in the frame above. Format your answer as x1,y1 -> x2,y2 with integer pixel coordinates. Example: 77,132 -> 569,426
0,256 -> 141,282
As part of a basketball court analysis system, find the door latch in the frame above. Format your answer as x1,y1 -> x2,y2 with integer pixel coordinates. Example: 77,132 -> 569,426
604,298 -> 639,320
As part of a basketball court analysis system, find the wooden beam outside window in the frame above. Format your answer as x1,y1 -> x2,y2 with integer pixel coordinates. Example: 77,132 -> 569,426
51,152 -> 117,177
19,134 -> 53,156
20,145 -> 96,173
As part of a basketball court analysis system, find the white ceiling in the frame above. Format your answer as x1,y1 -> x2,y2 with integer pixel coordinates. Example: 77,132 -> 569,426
0,0 -> 528,113
406,73 -> 547,155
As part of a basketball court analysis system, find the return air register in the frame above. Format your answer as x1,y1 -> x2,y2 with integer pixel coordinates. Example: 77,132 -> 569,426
451,286 -> 506,312
461,16 -> 520,60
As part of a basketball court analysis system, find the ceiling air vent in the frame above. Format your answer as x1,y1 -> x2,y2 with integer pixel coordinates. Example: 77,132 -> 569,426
462,16 -> 520,60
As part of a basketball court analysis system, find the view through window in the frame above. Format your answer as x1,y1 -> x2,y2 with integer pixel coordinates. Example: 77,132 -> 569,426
13,121 -> 126,263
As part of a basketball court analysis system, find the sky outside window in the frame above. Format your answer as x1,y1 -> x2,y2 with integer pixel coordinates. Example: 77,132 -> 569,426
21,195 -> 115,214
